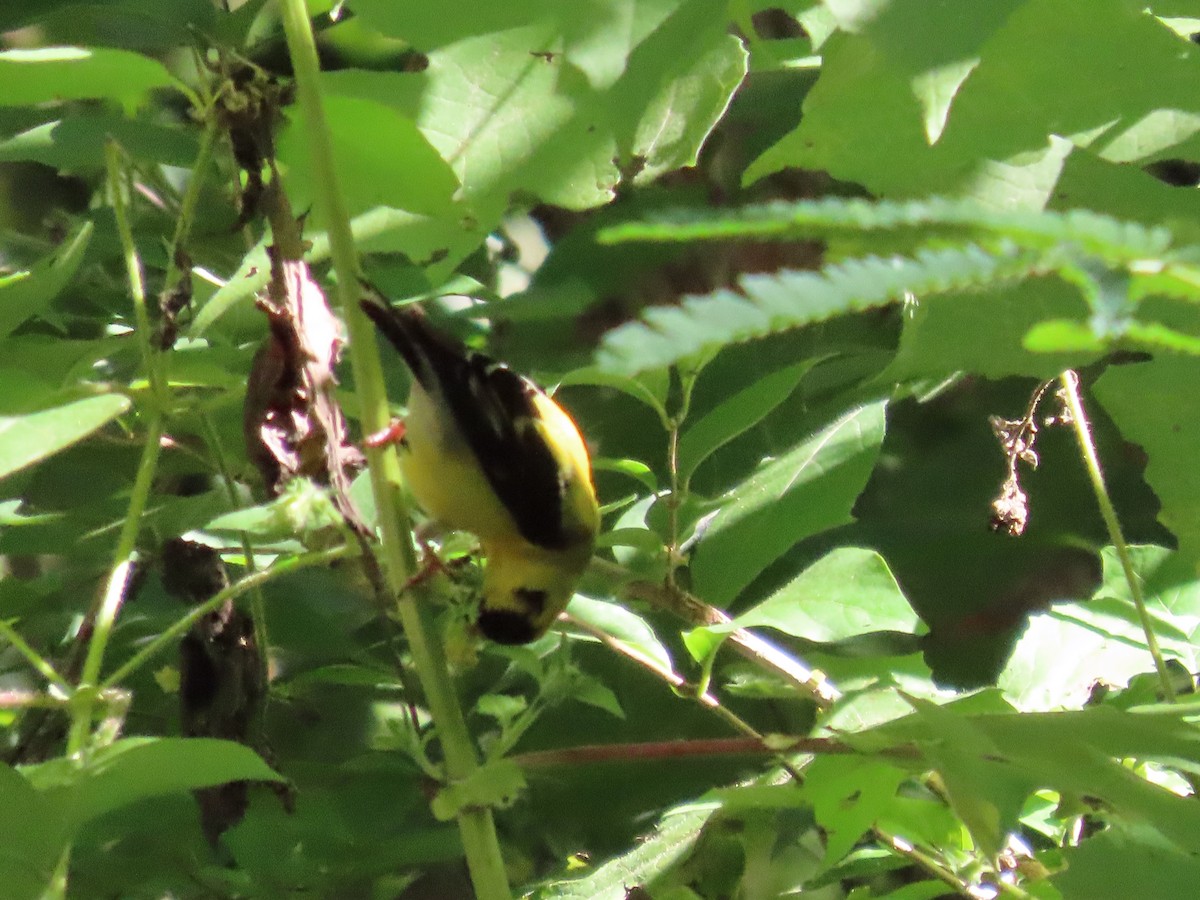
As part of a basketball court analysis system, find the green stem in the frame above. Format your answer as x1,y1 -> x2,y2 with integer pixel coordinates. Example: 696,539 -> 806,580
1059,370 -> 1175,701
200,411 -> 272,734
275,5 -> 511,898
101,545 -> 349,690
68,145 -> 168,757
0,619 -> 70,694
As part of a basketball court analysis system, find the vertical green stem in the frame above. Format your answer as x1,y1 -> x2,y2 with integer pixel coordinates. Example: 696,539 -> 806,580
275,4 -> 511,897
51,136 -> 169,900
68,145 -> 168,756
1059,370 -> 1175,701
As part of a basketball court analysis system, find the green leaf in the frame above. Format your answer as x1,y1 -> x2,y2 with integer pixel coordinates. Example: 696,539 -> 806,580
337,1 -> 745,213
0,221 -> 92,339
906,697 -> 1032,856
430,760 -> 526,821
862,702 -> 1200,854
0,763 -> 70,900
747,0 -> 1200,197
204,479 -> 343,541
727,547 -> 921,643
593,457 -> 659,493
278,82 -> 460,220
804,756 -> 907,869
1056,823 -> 1200,900
0,46 -> 180,109
571,673 -> 625,719
678,358 -> 816,483
884,277 -> 1096,381
0,114 -> 198,169
558,367 -> 670,419
690,401 -> 887,604
533,799 -> 716,899
353,0 -> 684,89
599,196 -> 1172,262
1094,356 -> 1200,562
27,737 -> 281,827
597,244 -> 1042,376
0,393 -> 130,481
566,594 -> 674,673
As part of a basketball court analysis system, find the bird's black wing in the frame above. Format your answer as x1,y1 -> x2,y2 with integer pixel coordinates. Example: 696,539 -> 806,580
360,300 -> 569,550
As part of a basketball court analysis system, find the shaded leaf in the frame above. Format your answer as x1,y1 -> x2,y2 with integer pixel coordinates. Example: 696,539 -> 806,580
691,401 -> 886,604
0,394 -> 130,481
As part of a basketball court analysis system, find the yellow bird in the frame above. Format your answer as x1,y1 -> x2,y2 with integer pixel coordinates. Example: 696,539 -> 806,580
360,300 -> 600,644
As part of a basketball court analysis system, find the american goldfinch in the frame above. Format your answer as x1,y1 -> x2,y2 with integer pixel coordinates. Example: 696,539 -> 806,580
360,300 -> 600,644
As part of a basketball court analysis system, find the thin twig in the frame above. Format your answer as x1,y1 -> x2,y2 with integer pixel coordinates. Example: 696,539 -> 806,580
590,557 -> 840,707
564,613 -> 806,782
1059,370 -> 1175,701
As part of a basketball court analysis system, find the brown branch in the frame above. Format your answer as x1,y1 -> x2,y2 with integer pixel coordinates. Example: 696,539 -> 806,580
512,735 -> 921,769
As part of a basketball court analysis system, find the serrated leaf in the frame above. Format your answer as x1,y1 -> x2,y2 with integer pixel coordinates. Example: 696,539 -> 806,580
532,800 -> 715,899
600,196 -> 1172,262
597,244 -> 1041,376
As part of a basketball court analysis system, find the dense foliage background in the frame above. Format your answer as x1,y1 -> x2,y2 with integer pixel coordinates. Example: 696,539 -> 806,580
4,1 -> 1200,898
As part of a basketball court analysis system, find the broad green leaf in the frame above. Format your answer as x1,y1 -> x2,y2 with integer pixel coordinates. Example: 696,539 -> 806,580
691,401 -> 886,604
1056,823 -> 1200,900
1094,356 -> 1200,562
0,114 -> 198,169
862,703 -> 1200,853
0,46 -> 180,108
558,366 -> 670,418
0,763 -> 70,900
566,594 -> 673,673
533,799 -> 716,899
592,457 -> 659,493
0,221 -> 92,339
1093,544 -> 1200,631
0,393 -> 130,481
678,359 -> 815,483
27,737 -> 281,827
804,756 -> 907,869
353,0 -> 684,89
999,609 -> 1193,712
278,85 -> 460,221
335,2 -> 744,213
748,0 -> 1200,197
884,278 -> 1095,381
726,547 -> 919,643
907,697 -> 1033,856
